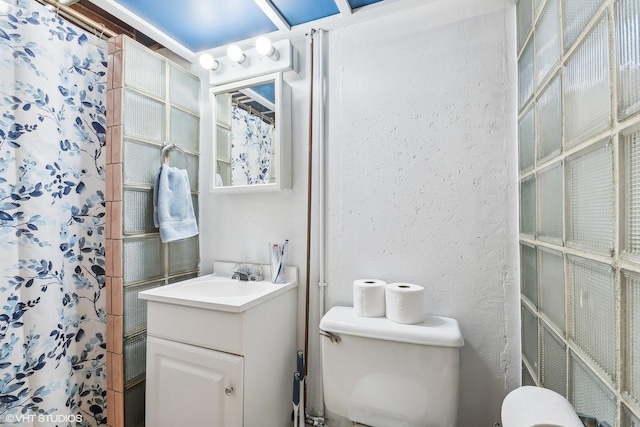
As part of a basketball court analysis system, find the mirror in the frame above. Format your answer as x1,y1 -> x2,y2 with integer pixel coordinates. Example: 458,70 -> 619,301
211,72 -> 291,193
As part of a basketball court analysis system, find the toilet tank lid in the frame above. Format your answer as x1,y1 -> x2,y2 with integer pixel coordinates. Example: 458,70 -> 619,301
320,306 -> 464,347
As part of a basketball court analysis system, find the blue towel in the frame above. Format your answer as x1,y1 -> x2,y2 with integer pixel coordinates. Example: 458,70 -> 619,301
153,164 -> 198,242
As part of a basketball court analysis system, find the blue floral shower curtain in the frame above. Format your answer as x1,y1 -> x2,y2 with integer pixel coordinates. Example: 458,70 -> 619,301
0,1 -> 107,425
230,104 -> 274,185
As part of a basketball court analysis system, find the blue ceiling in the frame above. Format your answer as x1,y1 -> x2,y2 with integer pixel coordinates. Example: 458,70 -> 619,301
111,0 -> 383,52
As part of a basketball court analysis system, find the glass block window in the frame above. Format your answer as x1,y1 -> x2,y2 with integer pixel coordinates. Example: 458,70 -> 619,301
566,140 -> 614,254
521,243 -> 538,306
170,64 -> 200,113
123,280 -> 163,337
124,333 -> 147,387
536,74 -> 562,162
519,40 -> 535,111
123,189 -> 156,235
568,256 -> 616,382
564,14 -> 611,147
616,0 -> 640,119
624,126 -> 640,257
571,352 -> 617,426
537,162 -> 563,243
541,325 -> 566,396
518,0 -> 639,422
535,0 -> 560,87
518,0 -> 533,50
522,303 -> 539,372
519,107 -> 535,172
123,90 -> 166,143
124,37 -> 166,98
123,237 -> 163,284
168,236 -> 199,275
539,248 -> 565,332
520,176 -> 536,236
624,270 -> 640,407
563,0 -> 607,51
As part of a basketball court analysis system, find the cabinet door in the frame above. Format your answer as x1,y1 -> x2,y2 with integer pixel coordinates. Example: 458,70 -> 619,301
146,336 -> 243,427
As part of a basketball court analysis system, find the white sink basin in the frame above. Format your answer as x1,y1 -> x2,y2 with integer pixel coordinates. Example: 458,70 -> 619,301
139,262 -> 297,313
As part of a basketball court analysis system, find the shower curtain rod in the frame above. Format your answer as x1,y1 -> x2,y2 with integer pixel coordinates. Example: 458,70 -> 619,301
35,0 -> 118,39
232,99 -> 275,125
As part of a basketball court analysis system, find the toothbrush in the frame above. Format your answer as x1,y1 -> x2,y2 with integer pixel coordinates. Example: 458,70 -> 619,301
275,239 -> 288,282
297,350 -> 305,427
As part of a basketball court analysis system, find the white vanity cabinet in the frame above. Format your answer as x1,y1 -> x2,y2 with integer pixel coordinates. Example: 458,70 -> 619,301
140,263 -> 298,427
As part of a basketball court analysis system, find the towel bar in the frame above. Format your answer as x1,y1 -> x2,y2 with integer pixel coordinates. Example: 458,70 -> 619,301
161,143 -> 188,168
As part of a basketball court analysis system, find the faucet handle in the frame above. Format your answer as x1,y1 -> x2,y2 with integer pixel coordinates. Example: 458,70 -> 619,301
248,264 -> 263,281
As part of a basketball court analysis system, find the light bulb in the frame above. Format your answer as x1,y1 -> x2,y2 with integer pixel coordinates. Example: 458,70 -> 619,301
256,36 -> 279,60
227,45 -> 246,63
198,53 -> 218,70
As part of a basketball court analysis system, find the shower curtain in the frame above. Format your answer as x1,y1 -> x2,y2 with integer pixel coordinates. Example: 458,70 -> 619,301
230,104 -> 274,185
0,0 -> 107,425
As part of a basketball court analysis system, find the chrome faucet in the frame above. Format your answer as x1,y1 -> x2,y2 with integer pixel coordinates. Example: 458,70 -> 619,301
231,263 -> 263,281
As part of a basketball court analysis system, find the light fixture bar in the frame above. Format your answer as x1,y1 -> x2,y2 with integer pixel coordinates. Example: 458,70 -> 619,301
253,0 -> 291,31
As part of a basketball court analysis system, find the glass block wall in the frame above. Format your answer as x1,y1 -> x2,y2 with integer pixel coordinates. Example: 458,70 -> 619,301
106,36 -> 200,427
517,0 -> 640,425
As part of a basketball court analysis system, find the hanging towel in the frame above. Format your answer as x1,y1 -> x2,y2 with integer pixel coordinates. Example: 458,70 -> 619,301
153,164 -> 198,243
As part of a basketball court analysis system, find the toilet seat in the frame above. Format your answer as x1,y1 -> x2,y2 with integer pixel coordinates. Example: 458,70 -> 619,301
501,386 -> 583,427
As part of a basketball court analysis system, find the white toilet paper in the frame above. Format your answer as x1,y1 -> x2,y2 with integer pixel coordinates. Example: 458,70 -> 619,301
353,279 -> 387,317
385,283 -> 425,324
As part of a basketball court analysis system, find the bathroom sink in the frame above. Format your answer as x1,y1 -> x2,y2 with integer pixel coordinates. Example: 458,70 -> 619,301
139,261 -> 298,313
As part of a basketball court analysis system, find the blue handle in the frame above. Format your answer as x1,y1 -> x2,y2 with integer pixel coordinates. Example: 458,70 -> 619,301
293,372 -> 301,405
297,350 -> 304,379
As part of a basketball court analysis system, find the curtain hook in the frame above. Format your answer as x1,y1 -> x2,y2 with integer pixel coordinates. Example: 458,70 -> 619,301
55,1 -> 60,16
99,23 -> 105,39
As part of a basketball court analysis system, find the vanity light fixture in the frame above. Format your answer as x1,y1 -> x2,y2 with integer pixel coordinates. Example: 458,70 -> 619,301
256,36 -> 280,61
198,53 -> 221,71
227,44 -> 249,66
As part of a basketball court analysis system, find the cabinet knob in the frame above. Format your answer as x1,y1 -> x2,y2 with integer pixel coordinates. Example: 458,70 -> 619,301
224,386 -> 234,396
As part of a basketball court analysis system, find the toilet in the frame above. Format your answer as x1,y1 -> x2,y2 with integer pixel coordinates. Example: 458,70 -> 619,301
501,386 -> 584,427
319,306 -> 464,427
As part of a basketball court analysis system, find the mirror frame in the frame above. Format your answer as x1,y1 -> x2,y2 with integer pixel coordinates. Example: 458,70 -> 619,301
210,72 -> 291,193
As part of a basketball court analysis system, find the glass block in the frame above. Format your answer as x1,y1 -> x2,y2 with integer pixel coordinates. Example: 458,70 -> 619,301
536,74 -> 562,162
123,280 -> 163,337
123,89 -> 166,143
518,0 -> 533,50
218,161 -> 231,187
541,325 -> 566,397
568,256 -> 616,381
539,248 -> 565,332
624,270 -> 640,406
570,352 -> 617,426
124,333 -> 147,387
216,93 -> 232,128
522,303 -> 539,372
216,126 -> 231,161
563,0 -> 606,50
170,107 -> 199,153
123,189 -> 156,235
167,151 -> 198,191
123,237 -> 163,284
616,0 -> 640,119
519,40 -> 535,112
564,15 -> 611,147
170,64 -> 200,113
124,38 -> 166,98
124,380 -> 145,427
123,139 -> 162,187
519,107 -> 535,172
521,243 -> 538,306
538,162 -> 563,243
192,194 -> 199,222
622,404 -> 640,427
624,126 -> 640,256
566,140 -> 614,254
520,176 -> 536,236
523,362 -> 537,386
169,236 -> 199,275
168,272 -> 199,284
535,0 -> 560,87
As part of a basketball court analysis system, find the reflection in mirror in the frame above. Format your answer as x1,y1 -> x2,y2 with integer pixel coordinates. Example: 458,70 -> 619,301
212,73 -> 290,193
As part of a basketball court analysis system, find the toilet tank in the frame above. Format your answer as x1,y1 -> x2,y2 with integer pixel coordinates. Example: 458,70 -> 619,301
320,306 -> 464,427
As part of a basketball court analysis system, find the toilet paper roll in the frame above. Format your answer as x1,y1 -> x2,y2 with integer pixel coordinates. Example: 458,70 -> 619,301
353,279 -> 387,317
385,283 -> 425,324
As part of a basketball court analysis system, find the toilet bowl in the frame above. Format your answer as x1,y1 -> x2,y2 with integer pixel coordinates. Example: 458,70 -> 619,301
501,386 -> 584,427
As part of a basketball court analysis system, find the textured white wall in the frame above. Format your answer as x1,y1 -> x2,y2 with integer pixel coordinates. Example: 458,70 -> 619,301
320,0 -> 519,425
199,0 -> 520,424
